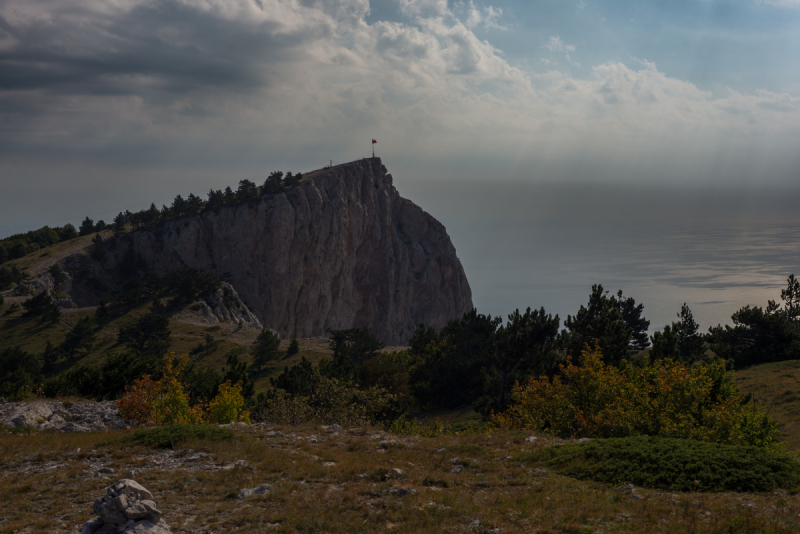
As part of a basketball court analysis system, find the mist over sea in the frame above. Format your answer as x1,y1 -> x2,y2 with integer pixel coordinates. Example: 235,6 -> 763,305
401,179 -> 800,334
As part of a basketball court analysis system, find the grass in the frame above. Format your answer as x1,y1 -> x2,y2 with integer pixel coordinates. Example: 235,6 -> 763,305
519,436 -> 800,493
2,426 -> 800,533
122,425 -> 236,449
736,360 -> 800,451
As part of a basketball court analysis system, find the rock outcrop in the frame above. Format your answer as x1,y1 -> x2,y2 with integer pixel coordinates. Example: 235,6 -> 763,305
105,158 -> 473,344
0,400 -> 132,432
195,282 -> 262,327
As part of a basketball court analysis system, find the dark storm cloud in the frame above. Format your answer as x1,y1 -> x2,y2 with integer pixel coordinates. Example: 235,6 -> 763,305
0,0 -> 323,97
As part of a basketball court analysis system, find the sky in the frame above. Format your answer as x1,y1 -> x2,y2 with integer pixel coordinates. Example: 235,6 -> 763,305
1,0 -> 799,327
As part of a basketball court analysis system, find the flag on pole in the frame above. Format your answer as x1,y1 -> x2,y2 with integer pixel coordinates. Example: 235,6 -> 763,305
372,139 -> 377,144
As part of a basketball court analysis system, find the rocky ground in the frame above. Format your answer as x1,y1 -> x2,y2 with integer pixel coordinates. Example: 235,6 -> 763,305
2,420 -> 799,534
0,401 -> 133,433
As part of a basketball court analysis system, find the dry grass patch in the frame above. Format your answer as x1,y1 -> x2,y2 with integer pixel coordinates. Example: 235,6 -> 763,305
2,426 -> 800,533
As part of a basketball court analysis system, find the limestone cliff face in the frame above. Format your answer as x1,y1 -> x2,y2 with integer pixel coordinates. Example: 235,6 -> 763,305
107,158 -> 473,344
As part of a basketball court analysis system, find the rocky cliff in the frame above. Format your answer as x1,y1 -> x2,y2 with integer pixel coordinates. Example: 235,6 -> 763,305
106,158 -> 472,344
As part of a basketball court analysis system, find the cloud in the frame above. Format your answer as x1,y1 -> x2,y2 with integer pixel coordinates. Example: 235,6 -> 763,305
760,0 -> 800,7
544,35 -> 578,66
0,0 -> 797,188
464,2 -> 507,30
396,0 -> 450,17
545,36 -> 575,53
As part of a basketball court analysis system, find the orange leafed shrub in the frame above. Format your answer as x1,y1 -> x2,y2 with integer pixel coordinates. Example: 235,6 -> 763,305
493,343 -> 781,448
117,353 -> 207,426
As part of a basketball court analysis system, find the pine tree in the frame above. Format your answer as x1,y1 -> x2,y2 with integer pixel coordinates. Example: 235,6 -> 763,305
42,300 -> 61,324
560,285 -> 632,366
42,340 -> 59,373
286,338 -> 300,357
262,172 -> 285,194
611,290 -> 651,351
674,303 -> 704,363
781,274 -> 800,322
113,212 -> 126,237
61,317 -> 96,360
117,298 -> 171,357
251,328 -> 282,370
91,233 -> 105,261
79,217 -> 95,236
48,263 -> 67,285
650,325 -> 680,360
95,300 -> 110,326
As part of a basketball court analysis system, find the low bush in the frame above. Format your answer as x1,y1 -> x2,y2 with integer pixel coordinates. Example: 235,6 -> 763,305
126,425 -> 235,449
207,380 -> 251,424
252,377 -> 397,427
520,436 -> 800,492
494,343 -> 781,448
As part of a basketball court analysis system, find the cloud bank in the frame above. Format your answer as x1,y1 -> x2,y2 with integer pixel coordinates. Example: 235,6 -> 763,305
0,0 -> 798,187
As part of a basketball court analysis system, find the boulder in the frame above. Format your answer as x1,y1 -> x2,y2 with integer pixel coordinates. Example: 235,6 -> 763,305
9,402 -> 53,426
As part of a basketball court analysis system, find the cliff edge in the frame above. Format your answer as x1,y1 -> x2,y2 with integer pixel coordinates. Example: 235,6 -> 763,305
106,158 -> 472,344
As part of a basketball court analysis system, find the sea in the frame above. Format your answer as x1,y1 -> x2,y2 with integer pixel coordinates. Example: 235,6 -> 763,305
401,179 -> 800,334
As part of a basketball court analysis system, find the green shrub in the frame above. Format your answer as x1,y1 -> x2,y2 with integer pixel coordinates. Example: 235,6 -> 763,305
253,377 -> 397,427
496,344 -> 781,448
520,436 -> 800,493
126,425 -> 235,449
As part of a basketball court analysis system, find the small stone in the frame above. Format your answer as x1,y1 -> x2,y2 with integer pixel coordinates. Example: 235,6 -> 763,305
389,487 -> 416,496
94,499 -> 125,524
99,467 -> 115,474
112,480 -> 154,501
309,438 -> 319,444
234,460 -> 247,467
622,484 -> 635,492
322,462 -> 336,467
577,438 -> 591,443
450,458 -> 460,464
113,494 -> 130,511
447,466 -> 462,474
524,436 -> 538,444
630,494 -> 642,501
389,468 -> 404,476
80,517 -> 104,534
238,484 -> 272,498
122,519 -> 171,533
127,470 -> 136,478
533,468 -> 547,476
470,519 -> 481,527
435,448 -> 445,453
